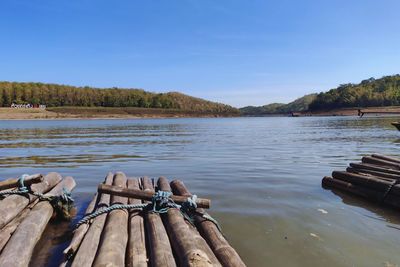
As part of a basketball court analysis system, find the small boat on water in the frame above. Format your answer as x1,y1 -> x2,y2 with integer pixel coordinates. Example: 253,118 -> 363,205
391,122 -> 400,130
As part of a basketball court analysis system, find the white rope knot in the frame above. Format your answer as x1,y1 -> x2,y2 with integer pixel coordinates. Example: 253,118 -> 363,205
186,195 -> 198,209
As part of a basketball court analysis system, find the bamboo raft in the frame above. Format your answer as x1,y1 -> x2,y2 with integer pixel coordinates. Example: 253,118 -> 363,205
322,154 -> 400,209
62,172 -> 245,267
391,122 -> 400,131
0,172 -> 76,267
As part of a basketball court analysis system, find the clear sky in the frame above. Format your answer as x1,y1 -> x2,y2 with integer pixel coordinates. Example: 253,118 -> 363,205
0,0 -> 399,107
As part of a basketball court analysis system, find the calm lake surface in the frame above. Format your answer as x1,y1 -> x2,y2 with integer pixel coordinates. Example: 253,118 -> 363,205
1,116 -> 400,267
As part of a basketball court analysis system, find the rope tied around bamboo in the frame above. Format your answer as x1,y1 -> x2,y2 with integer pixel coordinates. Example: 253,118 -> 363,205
75,187 -> 222,231
381,179 -> 400,202
0,174 -> 75,220
0,174 -> 32,197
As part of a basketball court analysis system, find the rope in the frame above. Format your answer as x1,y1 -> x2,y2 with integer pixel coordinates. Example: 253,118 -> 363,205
201,213 -> 223,232
180,194 -> 223,232
48,188 -> 75,220
153,190 -> 183,213
0,174 -> 30,198
75,190 -> 179,227
74,191 -> 225,234
0,174 -> 74,220
0,189 -> 29,197
381,180 -> 400,202
18,174 -> 29,192
75,203 -> 148,227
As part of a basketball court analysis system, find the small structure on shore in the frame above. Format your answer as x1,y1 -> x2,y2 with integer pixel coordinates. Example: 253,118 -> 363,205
62,172 -> 245,267
10,103 -> 46,109
0,173 -> 75,266
358,107 -> 400,117
322,154 -> 400,209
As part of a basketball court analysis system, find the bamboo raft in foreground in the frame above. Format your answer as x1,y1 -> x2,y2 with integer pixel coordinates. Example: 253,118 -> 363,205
322,154 -> 400,209
0,172 -> 76,267
63,172 -> 245,267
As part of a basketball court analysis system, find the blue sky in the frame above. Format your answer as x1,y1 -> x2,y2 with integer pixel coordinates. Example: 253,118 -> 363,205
0,0 -> 399,107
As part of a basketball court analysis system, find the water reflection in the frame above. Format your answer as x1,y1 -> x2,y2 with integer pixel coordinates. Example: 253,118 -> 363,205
0,154 -> 144,168
326,188 -> 400,225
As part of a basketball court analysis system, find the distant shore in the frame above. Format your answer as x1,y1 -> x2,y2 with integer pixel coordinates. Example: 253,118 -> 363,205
0,107 -> 239,120
296,106 -> 400,117
243,106 -> 400,117
2,106 -> 400,120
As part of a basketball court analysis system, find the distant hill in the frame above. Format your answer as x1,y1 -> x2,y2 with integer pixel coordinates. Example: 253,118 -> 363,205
0,81 -> 239,115
309,75 -> 400,110
240,94 -> 317,115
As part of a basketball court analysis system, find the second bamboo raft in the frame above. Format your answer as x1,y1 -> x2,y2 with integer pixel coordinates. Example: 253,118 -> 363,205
322,153 -> 400,209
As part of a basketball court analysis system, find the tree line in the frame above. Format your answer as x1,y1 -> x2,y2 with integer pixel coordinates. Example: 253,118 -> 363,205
0,82 -> 238,114
309,75 -> 400,110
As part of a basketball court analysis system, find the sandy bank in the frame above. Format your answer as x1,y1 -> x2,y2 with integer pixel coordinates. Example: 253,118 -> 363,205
0,108 -> 238,120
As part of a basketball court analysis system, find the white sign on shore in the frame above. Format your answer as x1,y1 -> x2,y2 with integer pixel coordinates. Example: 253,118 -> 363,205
10,103 -> 46,109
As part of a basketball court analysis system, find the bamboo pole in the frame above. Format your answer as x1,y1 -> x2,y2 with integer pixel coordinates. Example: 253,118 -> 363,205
362,156 -> 400,169
322,176 -> 382,201
70,173 -> 114,267
0,199 -> 39,253
157,176 -> 221,267
332,171 -> 392,192
371,154 -> 400,164
0,174 -> 43,191
98,184 -> 211,209
0,172 -> 62,229
126,178 -> 147,267
332,171 -> 400,198
170,180 -> 245,267
141,176 -> 176,267
0,176 -> 76,267
346,167 -> 400,181
61,193 -> 99,262
93,172 -> 129,267
322,176 -> 400,208
350,162 -> 400,175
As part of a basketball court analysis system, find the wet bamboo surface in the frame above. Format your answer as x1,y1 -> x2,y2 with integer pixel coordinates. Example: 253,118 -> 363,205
0,172 -> 62,229
65,173 -> 245,267
70,173 -> 114,267
322,154 -> 400,209
0,173 -> 76,267
170,180 -> 246,267
141,176 -> 176,267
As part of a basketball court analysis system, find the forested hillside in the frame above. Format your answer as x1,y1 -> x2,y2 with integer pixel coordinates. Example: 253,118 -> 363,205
0,82 -> 238,114
240,94 -> 316,115
309,75 -> 400,110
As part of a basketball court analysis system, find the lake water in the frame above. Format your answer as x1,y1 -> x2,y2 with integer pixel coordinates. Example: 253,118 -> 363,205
1,116 -> 400,267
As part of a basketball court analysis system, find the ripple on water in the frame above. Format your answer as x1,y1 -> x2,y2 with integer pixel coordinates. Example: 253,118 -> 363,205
0,116 -> 400,266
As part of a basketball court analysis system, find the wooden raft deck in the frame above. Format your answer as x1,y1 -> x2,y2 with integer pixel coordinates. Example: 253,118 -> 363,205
0,173 -> 76,267
322,154 -> 400,209
62,172 -> 245,267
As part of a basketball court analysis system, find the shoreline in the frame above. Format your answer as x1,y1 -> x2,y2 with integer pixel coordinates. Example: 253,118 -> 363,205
243,106 -> 400,117
2,106 -> 400,120
0,107 -> 239,120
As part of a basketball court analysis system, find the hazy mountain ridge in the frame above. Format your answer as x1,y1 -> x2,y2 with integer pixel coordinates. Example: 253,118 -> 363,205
240,94 -> 317,115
